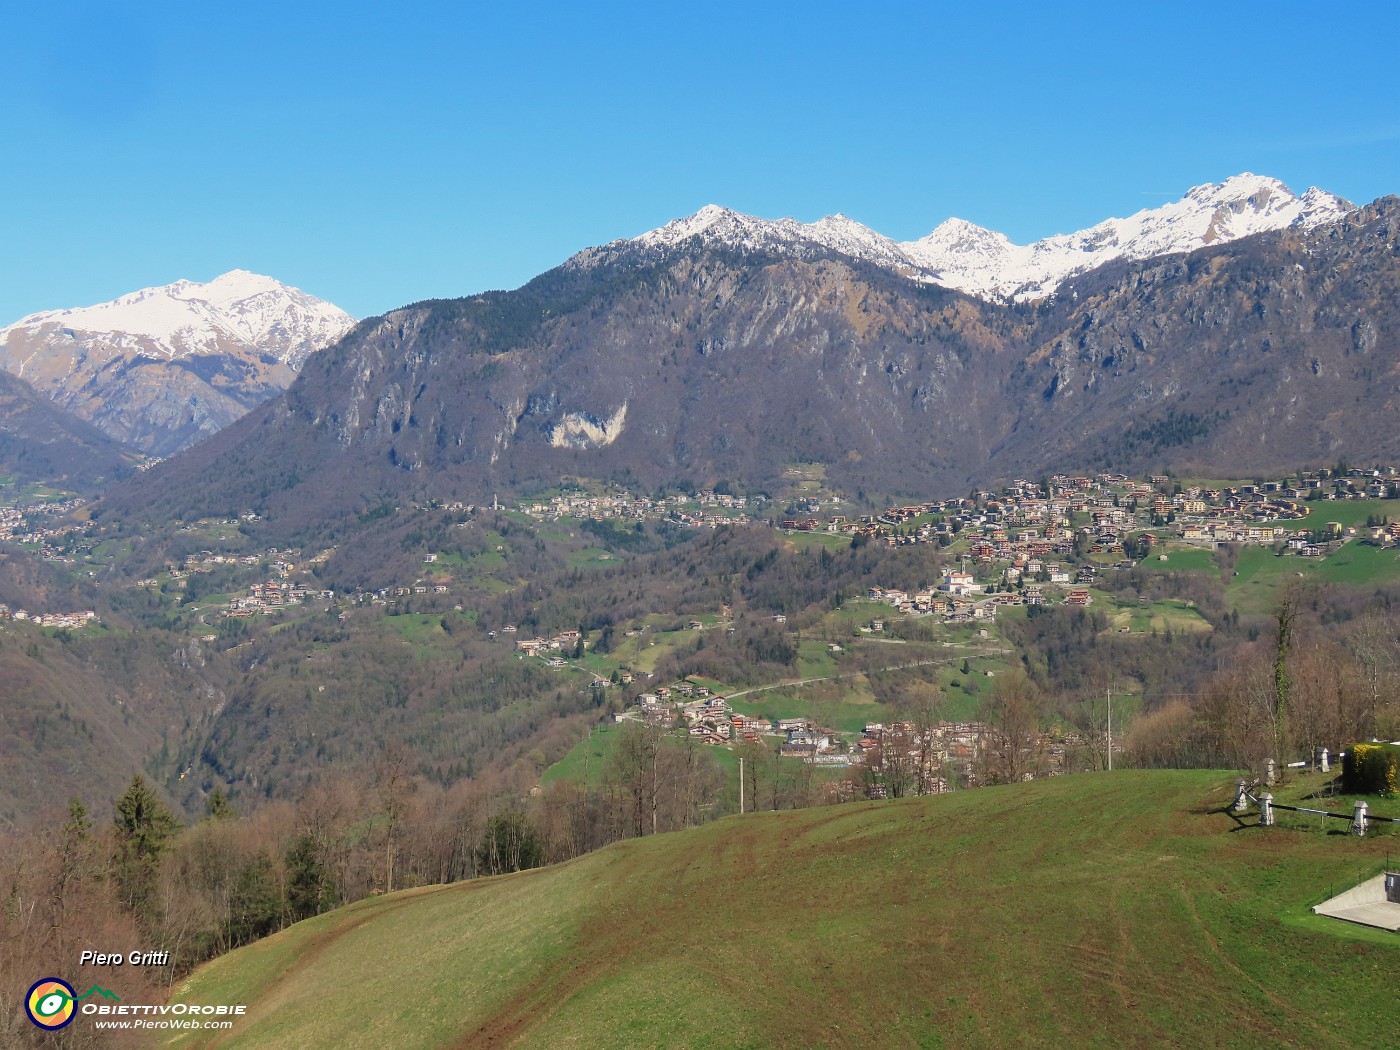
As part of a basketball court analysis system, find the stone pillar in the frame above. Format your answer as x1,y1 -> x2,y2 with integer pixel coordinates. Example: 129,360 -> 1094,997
1352,800 -> 1368,837
1232,780 -> 1249,814
1315,747 -> 1329,773
1265,759 -> 1276,786
1260,793 -> 1274,827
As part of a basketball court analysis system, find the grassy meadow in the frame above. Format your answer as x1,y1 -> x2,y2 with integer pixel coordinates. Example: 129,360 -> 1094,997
148,771 -> 1398,1050
1270,497 -> 1400,532
1228,541 -> 1400,614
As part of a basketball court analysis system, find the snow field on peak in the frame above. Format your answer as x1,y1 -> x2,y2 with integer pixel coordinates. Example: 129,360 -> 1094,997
1,271 -> 356,365
599,174 -> 1355,303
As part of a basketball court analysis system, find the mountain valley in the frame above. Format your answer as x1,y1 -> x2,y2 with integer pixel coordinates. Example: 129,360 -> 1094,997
0,178 -> 1397,1050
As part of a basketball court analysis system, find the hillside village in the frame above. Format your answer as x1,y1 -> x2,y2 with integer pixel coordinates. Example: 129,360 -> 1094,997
513,468 -> 1400,554
500,468 -> 1400,796
0,493 -> 88,548
3,467 -> 1398,641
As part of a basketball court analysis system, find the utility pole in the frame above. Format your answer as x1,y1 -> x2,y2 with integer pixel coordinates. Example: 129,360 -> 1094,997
1106,682 -> 1113,772
739,756 -> 744,815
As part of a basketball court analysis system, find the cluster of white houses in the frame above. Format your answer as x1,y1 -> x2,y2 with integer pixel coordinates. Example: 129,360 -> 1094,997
517,489 -> 751,529
863,566 -> 1093,622
510,627 -> 585,661
225,581 -> 334,617
0,603 -> 99,629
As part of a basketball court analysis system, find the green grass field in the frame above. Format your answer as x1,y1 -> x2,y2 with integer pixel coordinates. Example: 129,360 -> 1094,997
795,639 -> 840,678
14,481 -> 77,501
1148,547 -> 1216,572
827,598 -> 894,629
1271,497 -> 1400,532
565,547 -> 619,569
385,613 -> 449,644
611,628 -> 696,673
784,530 -> 852,553
1105,596 -> 1214,635
1228,541 -> 1400,614
937,655 -> 1022,718
541,724 -> 626,785
575,650 -> 620,678
147,771 -> 1399,1050
437,548 -> 508,574
1312,542 -> 1400,585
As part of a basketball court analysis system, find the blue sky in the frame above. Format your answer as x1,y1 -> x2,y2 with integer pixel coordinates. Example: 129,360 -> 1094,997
3,0 -> 1397,322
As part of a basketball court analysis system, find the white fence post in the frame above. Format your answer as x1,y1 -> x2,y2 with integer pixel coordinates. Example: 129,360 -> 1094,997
1315,747 -> 1329,773
1352,800 -> 1368,837
1260,793 -> 1274,827
1232,780 -> 1249,814
1265,759 -> 1276,786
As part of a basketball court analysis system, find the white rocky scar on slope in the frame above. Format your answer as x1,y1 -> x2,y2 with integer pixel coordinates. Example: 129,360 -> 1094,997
549,403 -> 628,450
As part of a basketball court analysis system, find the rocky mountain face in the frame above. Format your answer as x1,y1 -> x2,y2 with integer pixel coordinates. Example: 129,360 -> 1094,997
101,190 -> 1399,538
0,270 -> 355,457
989,197 -> 1400,478
0,369 -> 140,490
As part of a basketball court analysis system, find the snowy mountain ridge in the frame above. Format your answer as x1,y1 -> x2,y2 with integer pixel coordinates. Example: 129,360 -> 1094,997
0,271 -> 356,456
0,269 -> 355,370
575,174 -> 1355,302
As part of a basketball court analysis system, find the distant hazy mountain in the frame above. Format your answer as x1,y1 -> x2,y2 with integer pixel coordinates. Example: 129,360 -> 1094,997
102,180 -> 1399,539
574,174 -> 1353,302
0,369 -> 139,490
0,270 -> 356,456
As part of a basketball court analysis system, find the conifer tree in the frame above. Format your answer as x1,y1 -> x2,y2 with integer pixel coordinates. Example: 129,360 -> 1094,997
113,774 -> 179,921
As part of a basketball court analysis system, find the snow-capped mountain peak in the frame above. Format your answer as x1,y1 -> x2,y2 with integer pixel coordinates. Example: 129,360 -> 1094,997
0,271 -> 357,456
578,174 -> 1355,303
2,270 -> 355,367
638,204 -> 742,246
908,173 -> 1354,300
905,219 -> 1012,263
574,205 -> 913,276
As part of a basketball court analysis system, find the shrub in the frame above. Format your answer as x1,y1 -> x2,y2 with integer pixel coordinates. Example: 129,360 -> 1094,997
1341,742 -> 1400,796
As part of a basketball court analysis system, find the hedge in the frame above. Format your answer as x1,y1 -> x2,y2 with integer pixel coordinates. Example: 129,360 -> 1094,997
1342,742 -> 1400,796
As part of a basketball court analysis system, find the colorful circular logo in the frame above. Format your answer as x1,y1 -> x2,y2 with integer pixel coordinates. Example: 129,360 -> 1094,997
26,978 -> 77,1029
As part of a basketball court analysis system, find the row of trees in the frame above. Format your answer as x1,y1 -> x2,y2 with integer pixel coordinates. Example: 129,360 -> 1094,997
1124,614 -> 1400,772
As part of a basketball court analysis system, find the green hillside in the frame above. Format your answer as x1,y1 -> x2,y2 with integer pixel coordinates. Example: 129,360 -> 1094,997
148,772 -> 1395,1049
